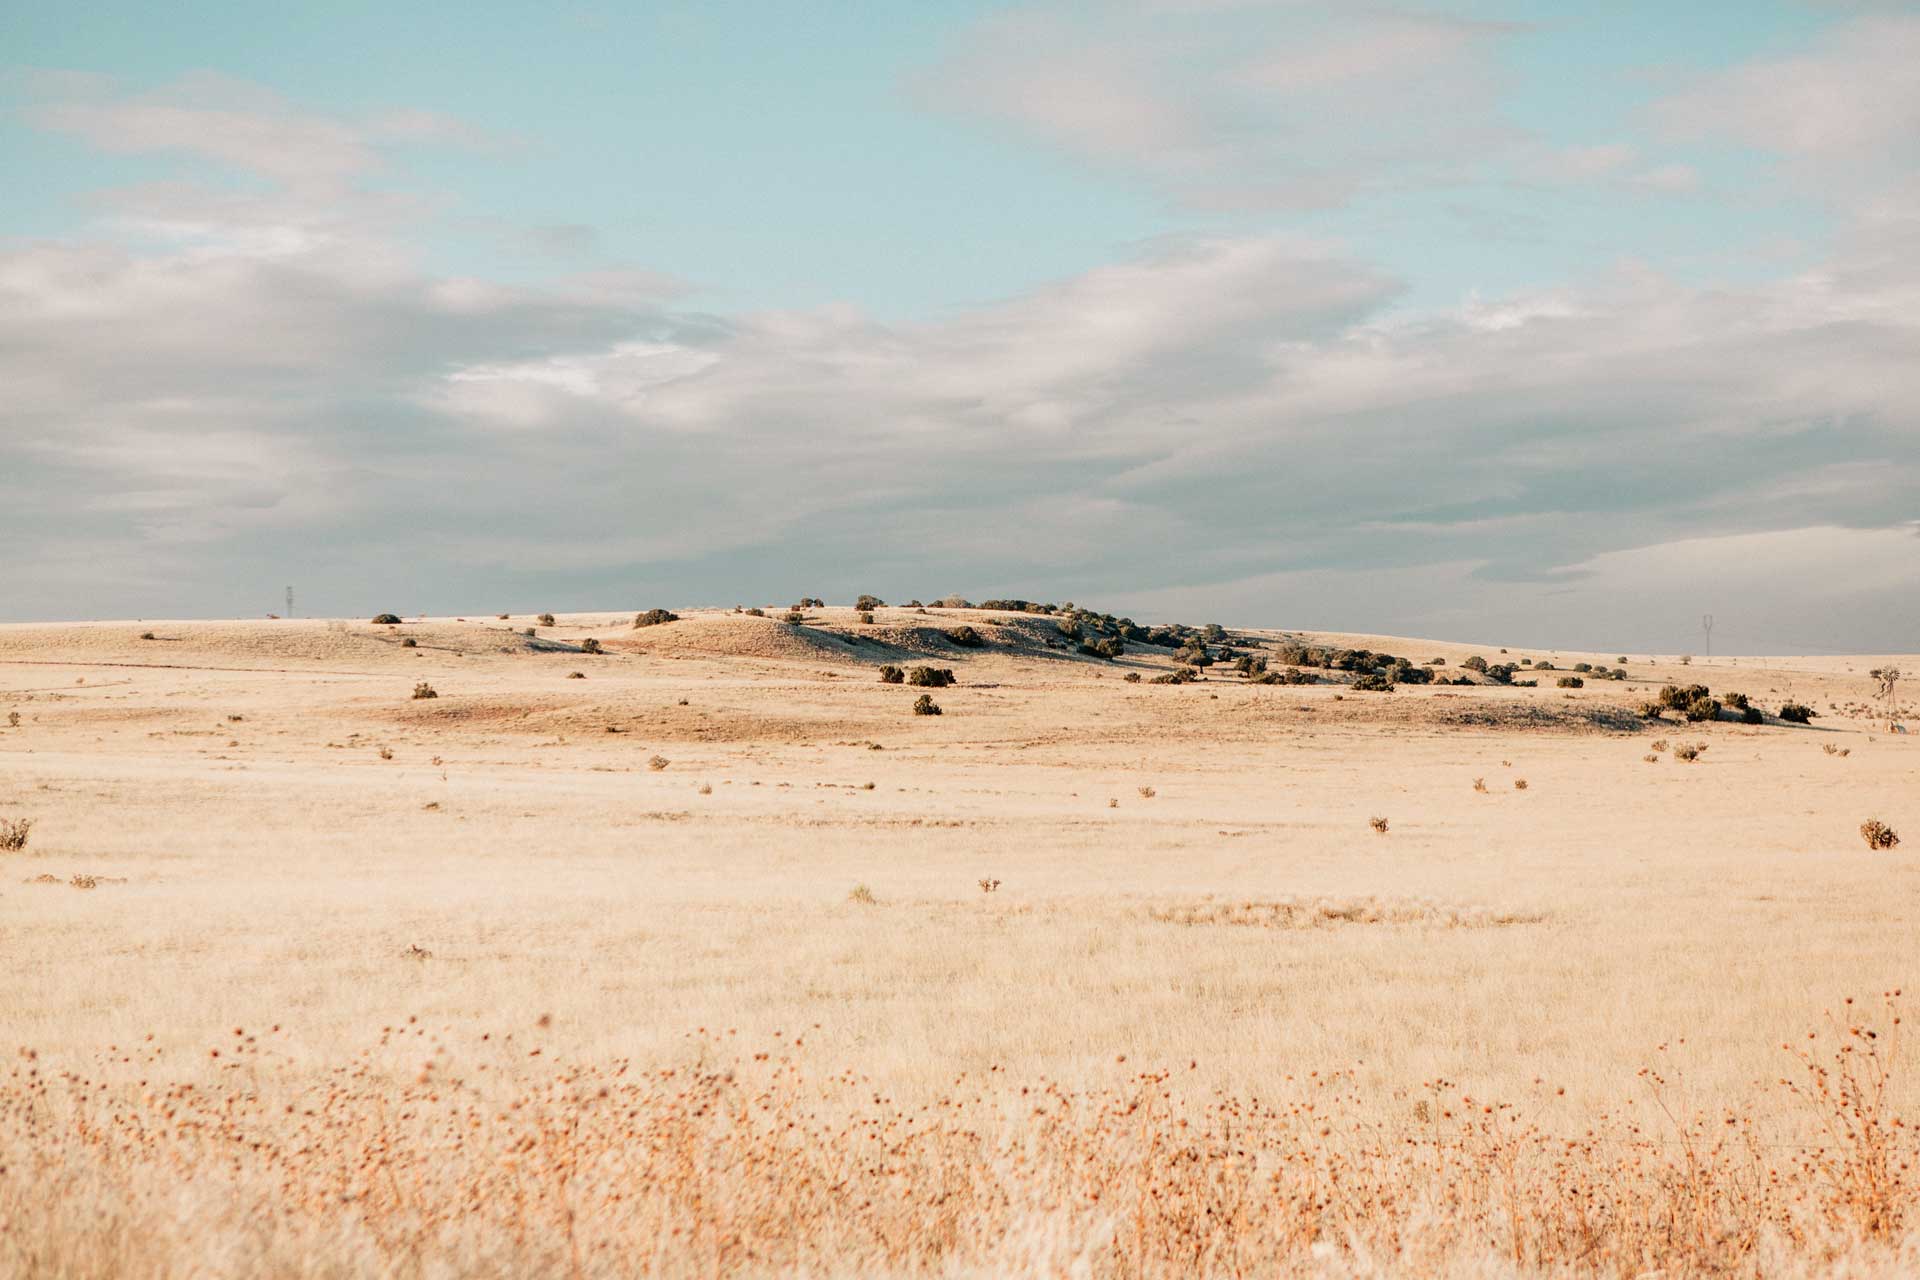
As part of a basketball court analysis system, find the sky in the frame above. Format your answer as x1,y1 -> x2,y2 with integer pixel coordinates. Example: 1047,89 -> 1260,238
2,0 -> 1916,653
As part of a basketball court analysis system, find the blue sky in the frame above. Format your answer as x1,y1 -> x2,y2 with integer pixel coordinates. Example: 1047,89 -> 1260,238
2,0 -> 1916,650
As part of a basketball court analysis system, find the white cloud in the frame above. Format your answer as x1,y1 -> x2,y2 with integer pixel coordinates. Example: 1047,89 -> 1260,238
2,65 -> 1917,649
912,2 -> 1523,210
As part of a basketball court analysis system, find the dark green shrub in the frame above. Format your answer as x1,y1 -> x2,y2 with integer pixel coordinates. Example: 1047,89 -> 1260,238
1639,701 -> 1666,719
1123,671 -> 1142,683
1534,660 -> 1554,671
1659,683 -> 1710,711
744,607 -> 765,617
783,610 -> 805,625
1557,676 -> 1583,688
945,626 -> 985,648
537,613 -> 556,626
879,665 -> 904,684
1388,662 -> 1433,685
1351,674 -> 1393,692
1150,669 -> 1197,685
580,638 -> 602,654
372,614 -> 402,625
1684,696 -> 1721,722
633,609 -> 679,628
912,694 -> 942,716
855,594 -> 883,612
402,637 -> 417,648
1779,703 -> 1815,724
858,611 -> 875,625
412,682 -> 437,700
1723,691 -> 1750,711
1741,705 -> 1763,724
908,666 -> 955,688
1462,655 -> 1489,673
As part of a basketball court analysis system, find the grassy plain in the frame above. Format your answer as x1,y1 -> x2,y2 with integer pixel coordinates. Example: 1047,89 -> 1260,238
2,607 -> 1915,1276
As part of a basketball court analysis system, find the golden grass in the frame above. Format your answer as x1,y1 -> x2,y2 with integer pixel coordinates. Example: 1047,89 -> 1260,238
3,996 -> 1915,1278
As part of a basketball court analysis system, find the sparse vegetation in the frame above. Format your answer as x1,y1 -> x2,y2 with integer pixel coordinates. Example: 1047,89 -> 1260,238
878,665 -> 904,684
855,595 -> 883,612
1674,743 -> 1703,762
1556,676 -> 1583,688
912,693 -> 942,716
1369,816 -> 1389,833
411,682 -> 437,700
401,637 -> 417,648
847,883 -> 876,905
648,755 -> 670,771
907,666 -> 955,688
634,609 -> 680,628
537,613 -> 556,626
944,626 -> 984,648
1780,702 -> 1816,724
580,638 -> 602,654
139,631 -> 156,641
0,818 -> 32,852
1860,819 -> 1900,850
372,614 -> 402,625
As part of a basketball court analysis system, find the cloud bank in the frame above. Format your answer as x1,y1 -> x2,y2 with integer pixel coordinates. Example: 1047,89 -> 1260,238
3,16 -> 1918,653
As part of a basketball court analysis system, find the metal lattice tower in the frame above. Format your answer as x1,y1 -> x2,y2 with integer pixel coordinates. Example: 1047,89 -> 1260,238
1701,614 -> 1713,658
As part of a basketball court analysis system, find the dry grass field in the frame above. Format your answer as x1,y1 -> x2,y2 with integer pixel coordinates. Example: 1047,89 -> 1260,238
2,604 -> 1915,1277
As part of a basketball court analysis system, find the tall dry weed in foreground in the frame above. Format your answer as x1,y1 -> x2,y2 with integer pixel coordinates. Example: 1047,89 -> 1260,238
3,996 -> 1919,1278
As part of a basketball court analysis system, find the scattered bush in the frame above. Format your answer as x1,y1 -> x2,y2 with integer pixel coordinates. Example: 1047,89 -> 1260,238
912,694 -> 942,716
1461,655 -> 1489,673
1723,691 -> 1750,711
1639,702 -> 1667,719
1472,777 -> 1487,792
1740,705 -> 1763,724
1644,754 -> 1659,763
412,682 -> 438,700
907,666 -> 955,688
580,638 -> 602,654
1369,817 -> 1389,834
1138,786 -> 1156,799
0,818 -> 32,852
855,595 -> 884,612
372,614 -> 402,625
858,611 -> 875,625
945,626 -> 985,648
1150,669 -> 1198,685
1674,743 -> 1702,762
537,613 -> 556,626
402,637 -> 417,648
1860,820 -> 1900,851
783,611 -> 805,625
744,607 -> 765,617
1124,671 -> 1142,683
1780,703 -> 1815,724
5,712 -> 18,728
1350,674 -> 1393,692
567,671 -> 586,679
1534,661 -> 1554,671
139,631 -> 156,641
1684,696 -> 1722,723
1651,739 -> 1669,752
879,665 -> 904,684
634,609 -> 680,628
848,884 -> 877,905
1658,683 -> 1706,712
648,755 -> 670,771
1573,662 -> 1592,673
1513,779 -> 1529,791
1557,676 -> 1584,688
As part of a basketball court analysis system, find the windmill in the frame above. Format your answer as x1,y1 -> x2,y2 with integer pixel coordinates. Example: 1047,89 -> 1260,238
1701,614 -> 1713,659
